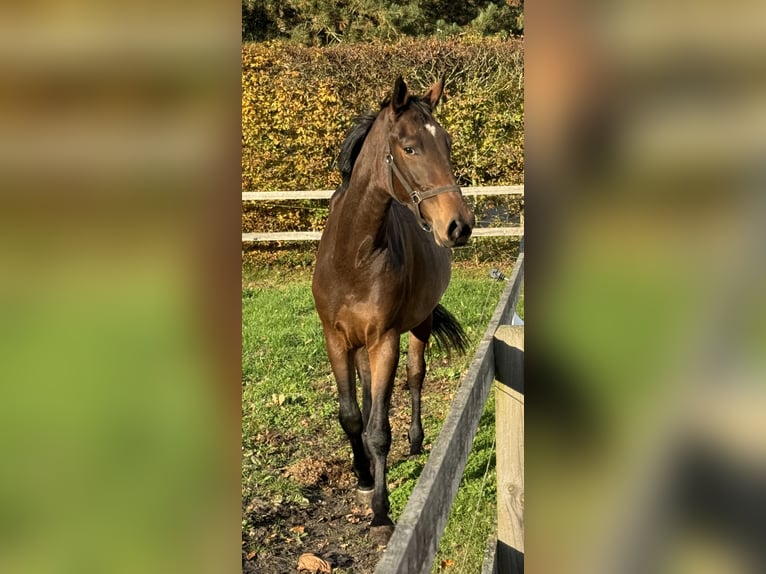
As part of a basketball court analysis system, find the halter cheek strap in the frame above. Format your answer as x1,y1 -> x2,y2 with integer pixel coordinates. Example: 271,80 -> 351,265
384,152 -> 461,232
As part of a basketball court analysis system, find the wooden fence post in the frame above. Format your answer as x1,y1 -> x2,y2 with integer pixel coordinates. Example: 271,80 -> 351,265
494,325 -> 524,573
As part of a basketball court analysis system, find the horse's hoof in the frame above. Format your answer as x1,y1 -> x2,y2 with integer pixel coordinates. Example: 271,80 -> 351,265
370,524 -> 394,547
407,432 -> 424,456
356,487 -> 374,507
408,445 -> 424,457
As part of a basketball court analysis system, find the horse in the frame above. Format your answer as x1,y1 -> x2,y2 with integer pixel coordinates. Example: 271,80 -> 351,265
311,75 -> 475,545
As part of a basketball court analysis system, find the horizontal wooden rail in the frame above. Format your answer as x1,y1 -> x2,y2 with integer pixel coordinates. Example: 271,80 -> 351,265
242,185 -> 523,201
374,250 -> 524,574
242,185 -> 523,242
242,231 -> 323,242
242,226 -> 522,243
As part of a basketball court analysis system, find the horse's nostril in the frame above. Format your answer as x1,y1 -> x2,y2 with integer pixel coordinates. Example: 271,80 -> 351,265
447,220 -> 459,240
447,219 -> 472,246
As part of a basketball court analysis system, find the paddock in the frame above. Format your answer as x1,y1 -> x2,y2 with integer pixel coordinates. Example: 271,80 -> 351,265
242,188 -> 524,573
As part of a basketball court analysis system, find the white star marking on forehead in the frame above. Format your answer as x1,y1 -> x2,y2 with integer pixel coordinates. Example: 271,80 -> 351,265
424,123 -> 437,137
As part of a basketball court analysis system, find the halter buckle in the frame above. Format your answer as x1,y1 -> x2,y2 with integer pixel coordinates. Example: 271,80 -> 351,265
410,191 -> 422,204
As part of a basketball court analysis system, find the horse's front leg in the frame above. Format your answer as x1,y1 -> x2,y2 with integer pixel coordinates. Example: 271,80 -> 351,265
354,347 -> 372,431
323,329 -> 373,491
354,347 -> 374,506
364,330 -> 400,546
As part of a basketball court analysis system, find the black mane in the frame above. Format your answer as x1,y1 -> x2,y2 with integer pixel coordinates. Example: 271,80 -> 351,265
337,110 -> 379,193
332,97 -> 432,207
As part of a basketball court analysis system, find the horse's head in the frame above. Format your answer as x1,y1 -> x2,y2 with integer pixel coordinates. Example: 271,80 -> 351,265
384,76 -> 475,247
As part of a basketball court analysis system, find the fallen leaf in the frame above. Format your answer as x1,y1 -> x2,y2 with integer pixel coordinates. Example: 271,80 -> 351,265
440,559 -> 455,569
271,393 -> 286,406
297,552 -> 332,573
290,525 -> 306,534
245,551 -> 256,560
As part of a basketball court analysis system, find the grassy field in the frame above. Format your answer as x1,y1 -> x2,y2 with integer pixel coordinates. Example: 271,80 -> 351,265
242,244 -> 521,573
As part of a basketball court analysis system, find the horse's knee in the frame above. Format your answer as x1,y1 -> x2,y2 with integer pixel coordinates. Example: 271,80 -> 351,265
339,404 -> 363,436
364,421 -> 391,455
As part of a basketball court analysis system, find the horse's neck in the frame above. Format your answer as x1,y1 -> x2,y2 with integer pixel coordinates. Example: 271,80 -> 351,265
337,126 -> 396,248
337,175 -> 393,248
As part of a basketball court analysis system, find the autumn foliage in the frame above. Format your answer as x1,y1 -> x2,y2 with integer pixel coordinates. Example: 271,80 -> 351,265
242,37 -> 523,235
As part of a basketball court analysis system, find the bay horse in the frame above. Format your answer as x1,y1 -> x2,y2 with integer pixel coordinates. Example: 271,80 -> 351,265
311,75 -> 475,545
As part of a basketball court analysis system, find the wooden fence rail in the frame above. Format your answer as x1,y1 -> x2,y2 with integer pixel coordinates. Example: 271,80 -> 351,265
242,185 -> 523,242
374,248 -> 524,574
242,185 -> 523,201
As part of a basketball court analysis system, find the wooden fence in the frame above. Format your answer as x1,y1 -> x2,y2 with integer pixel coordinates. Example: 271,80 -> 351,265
241,185 -> 523,242
374,247 -> 525,574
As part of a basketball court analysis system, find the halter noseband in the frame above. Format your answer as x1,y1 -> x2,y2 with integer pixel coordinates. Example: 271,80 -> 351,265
384,150 -> 461,232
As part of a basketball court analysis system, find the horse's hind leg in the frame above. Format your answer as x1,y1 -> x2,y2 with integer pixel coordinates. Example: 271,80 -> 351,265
324,330 -> 373,491
407,315 -> 432,456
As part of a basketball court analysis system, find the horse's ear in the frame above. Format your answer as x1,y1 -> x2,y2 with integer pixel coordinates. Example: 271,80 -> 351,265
391,76 -> 410,113
423,74 -> 446,109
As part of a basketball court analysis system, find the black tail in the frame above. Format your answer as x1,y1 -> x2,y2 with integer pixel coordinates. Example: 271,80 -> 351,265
431,304 -> 469,355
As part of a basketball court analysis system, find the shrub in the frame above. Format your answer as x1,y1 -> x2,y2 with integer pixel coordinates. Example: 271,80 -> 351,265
242,37 -> 523,234
242,0 -> 524,44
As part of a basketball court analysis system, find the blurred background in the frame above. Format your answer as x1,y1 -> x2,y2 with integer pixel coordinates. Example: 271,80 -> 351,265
1,0 -> 765,572
0,2 -> 241,573
526,0 -> 766,572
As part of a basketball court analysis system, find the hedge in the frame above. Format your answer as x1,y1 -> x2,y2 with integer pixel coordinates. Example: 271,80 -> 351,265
242,37 -> 523,234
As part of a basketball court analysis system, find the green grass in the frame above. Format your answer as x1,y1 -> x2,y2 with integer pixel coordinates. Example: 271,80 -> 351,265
242,251 -> 522,572
242,275 -> 337,506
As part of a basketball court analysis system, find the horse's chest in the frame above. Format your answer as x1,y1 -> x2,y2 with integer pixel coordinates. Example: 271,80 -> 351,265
334,272 -> 442,340
315,231 -> 451,343
336,282 -> 402,323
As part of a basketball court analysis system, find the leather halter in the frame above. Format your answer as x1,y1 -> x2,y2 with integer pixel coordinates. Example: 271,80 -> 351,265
384,149 -> 461,232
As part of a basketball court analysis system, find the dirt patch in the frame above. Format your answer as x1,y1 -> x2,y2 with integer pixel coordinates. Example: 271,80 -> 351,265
243,375 -> 458,574
242,465 -> 385,574
284,456 -> 355,489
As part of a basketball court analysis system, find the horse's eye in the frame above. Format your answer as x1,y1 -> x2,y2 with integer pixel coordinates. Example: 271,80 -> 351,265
404,147 -> 415,155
